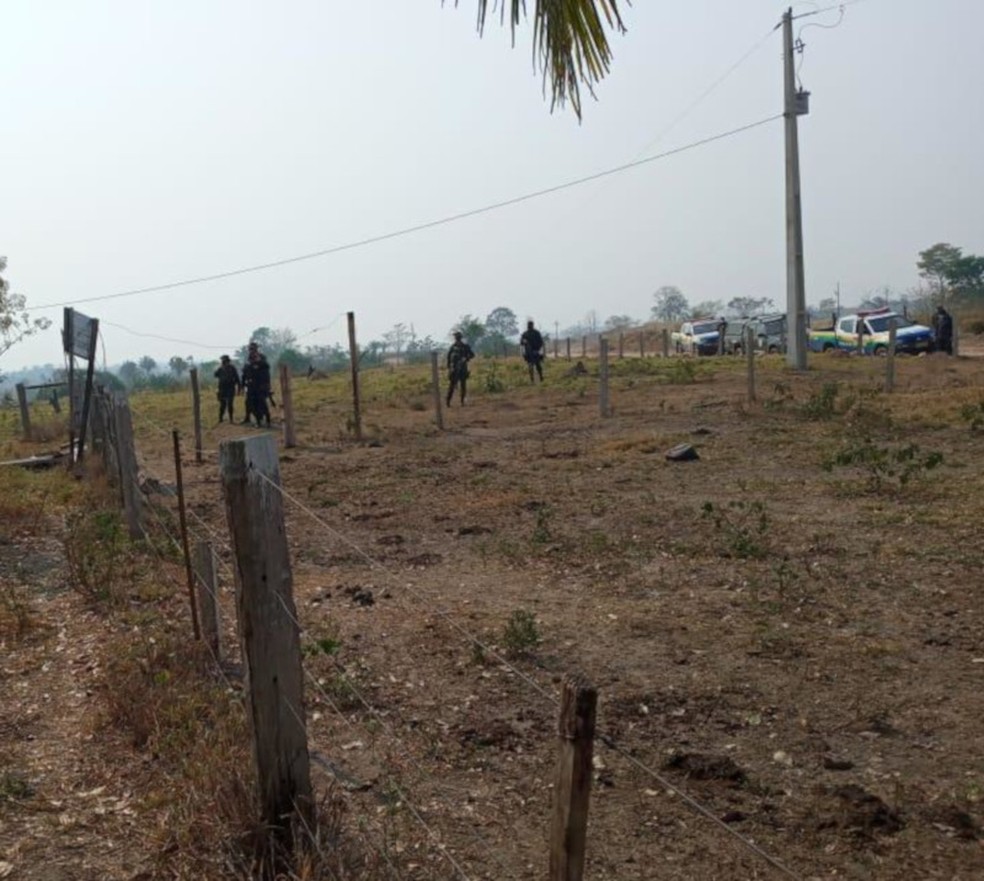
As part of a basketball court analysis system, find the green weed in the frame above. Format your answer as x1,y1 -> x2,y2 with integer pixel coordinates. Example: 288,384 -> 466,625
502,609 -> 541,657
701,499 -> 769,559
802,382 -> 839,420
823,439 -> 944,492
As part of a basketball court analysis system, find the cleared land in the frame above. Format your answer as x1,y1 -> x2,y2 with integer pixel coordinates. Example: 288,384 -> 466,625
3,348 -> 984,880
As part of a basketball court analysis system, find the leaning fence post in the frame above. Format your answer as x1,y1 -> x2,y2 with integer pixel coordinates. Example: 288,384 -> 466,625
617,332 -> 625,360
15,383 -> 31,440
566,338 -> 571,362
639,331 -> 645,359
219,434 -> 313,840
347,311 -> 364,441
550,674 -> 597,881
599,338 -> 611,419
113,392 -> 142,540
885,321 -> 897,393
173,430 -> 202,641
193,540 -> 221,661
581,335 -> 587,359
279,364 -> 297,448
662,328 -> 670,359
429,350 -> 444,431
746,325 -> 757,403
189,368 -> 203,465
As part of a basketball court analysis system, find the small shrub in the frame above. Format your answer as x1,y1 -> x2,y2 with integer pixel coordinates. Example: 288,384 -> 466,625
502,609 -> 541,657
532,505 -> 553,545
802,382 -> 839,420
701,499 -> 769,559
0,583 -> 36,641
666,359 -> 698,384
483,361 -> 506,394
823,440 -> 944,492
63,506 -> 135,609
959,399 -> 984,432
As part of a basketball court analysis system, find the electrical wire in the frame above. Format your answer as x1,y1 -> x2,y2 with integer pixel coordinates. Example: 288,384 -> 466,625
102,320 -> 239,351
28,115 -> 782,313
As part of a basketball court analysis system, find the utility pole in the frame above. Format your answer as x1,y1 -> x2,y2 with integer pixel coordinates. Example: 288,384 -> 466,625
783,7 -> 808,370
835,281 -> 841,319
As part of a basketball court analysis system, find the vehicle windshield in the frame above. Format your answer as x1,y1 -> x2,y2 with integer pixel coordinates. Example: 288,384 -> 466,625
867,315 -> 912,333
692,322 -> 719,336
763,320 -> 784,335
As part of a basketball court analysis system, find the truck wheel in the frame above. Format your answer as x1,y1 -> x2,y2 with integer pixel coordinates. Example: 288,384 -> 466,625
873,345 -> 887,357
822,343 -> 834,352
733,343 -> 742,356
768,344 -> 779,354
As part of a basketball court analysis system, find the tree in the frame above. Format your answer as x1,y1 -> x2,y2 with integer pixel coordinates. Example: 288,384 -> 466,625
451,315 -> 486,345
583,310 -> 600,334
603,314 -> 634,331
918,243 -> 962,301
382,323 -> 411,365
726,296 -> 773,317
691,300 -> 724,319
0,257 -> 51,368
236,326 -> 298,362
277,347 -> 309,374
651,286 -> 690,323
482,307 -> 519,356
139,355 -> 157,375
468,1 -> 627,119
118,361 -> 140,386
168,355 -> 189,375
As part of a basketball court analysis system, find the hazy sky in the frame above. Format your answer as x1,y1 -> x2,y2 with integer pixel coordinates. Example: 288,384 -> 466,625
3,0 -> 982,369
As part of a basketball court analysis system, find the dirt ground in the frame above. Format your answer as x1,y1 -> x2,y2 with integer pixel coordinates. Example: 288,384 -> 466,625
4,348 -> 984,880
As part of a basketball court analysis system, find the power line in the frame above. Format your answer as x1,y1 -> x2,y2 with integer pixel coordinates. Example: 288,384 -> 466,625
102,320 -> 239,351
29,115 -> 782,313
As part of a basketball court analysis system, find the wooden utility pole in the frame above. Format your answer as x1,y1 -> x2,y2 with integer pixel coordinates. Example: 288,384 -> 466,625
219,434 -> 313,839
347,311 -> 363,441
193,541 -> 221,661
429,351 -> 444,430
598,338 -> 611,418
189,368 -> 203,464
549,675 -> 597,881
173,430 -> 201,641
15,384 -> 31,440
279,364 -> 296,448
783,7 -> 808,370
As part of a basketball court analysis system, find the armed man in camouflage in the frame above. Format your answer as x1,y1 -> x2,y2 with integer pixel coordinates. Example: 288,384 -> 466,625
446,331 -> 475,407
213,355 -> 241,423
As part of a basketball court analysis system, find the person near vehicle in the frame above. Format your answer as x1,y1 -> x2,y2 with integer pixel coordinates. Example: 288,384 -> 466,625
213,355 -> 241,423
933,305 -> 954,355
446,331 -> 474,407
519,320 -> 545,383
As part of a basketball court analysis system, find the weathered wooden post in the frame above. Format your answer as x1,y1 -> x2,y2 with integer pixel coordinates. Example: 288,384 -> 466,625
347,311 -> 363,441
617,332 -> 624,360
550,674 -> 597,881
885,321 -> 897,393
581,335 -> 587,359
15,383 -> 31,440
113,393 -> 142,540
193,540 -> 221,661
189,368 -> 203,464
279,364 -> 296,448
856,320 -> 865,356
953,317 -> 960,356
639,331 -> 645,359
662,328 -> 670,359
566,337 -> 571,361
220,434 -> 313,840
172,430 -> 202,641
553,336 -> 559,359
430,350 -> 444,431
746,325 -> 756,403
599,338 -> 611,419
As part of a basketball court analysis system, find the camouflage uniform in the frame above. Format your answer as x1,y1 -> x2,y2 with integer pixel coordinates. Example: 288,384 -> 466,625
214,358 -> 241,423
519,322 -> 545,382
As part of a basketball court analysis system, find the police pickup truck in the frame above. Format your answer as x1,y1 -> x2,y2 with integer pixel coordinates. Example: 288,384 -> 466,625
807,309 -> 933,355
671,319 -> 722,356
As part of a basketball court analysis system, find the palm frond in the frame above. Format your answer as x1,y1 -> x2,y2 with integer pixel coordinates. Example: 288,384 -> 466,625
462,0 -> 627,118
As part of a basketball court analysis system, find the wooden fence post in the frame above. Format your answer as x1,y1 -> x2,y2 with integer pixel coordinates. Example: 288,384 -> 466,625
279,364 -> 297,448
566,337 -> 571,361
347,311 -> 363,441
113,393 -> 142,540
662,328 -> 670,359
639,331 -> 645,359
430,350 -> 444,431
617,332 -> 624,360
219,434 -> 313,839
173,430 -> 202,641
189,368 -> 203,465
746,325 -> 757,403
885,322 -> 897,393
15,383 -> 31,440
581,335 -> 587,359
599,339 -> 611,419
553,336 -> 559,359
193,540 -> 221,661
550,674 -> 597,881
952,318 -> 960,356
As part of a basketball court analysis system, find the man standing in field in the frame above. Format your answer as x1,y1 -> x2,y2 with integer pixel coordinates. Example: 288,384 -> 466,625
446,331 -> 475,407
213,355 -> 241,423
241,341 -> 272,426
520,320 -> 545,383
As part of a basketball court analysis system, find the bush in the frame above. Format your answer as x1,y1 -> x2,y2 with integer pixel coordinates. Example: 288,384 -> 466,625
63,506 -> 136,608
